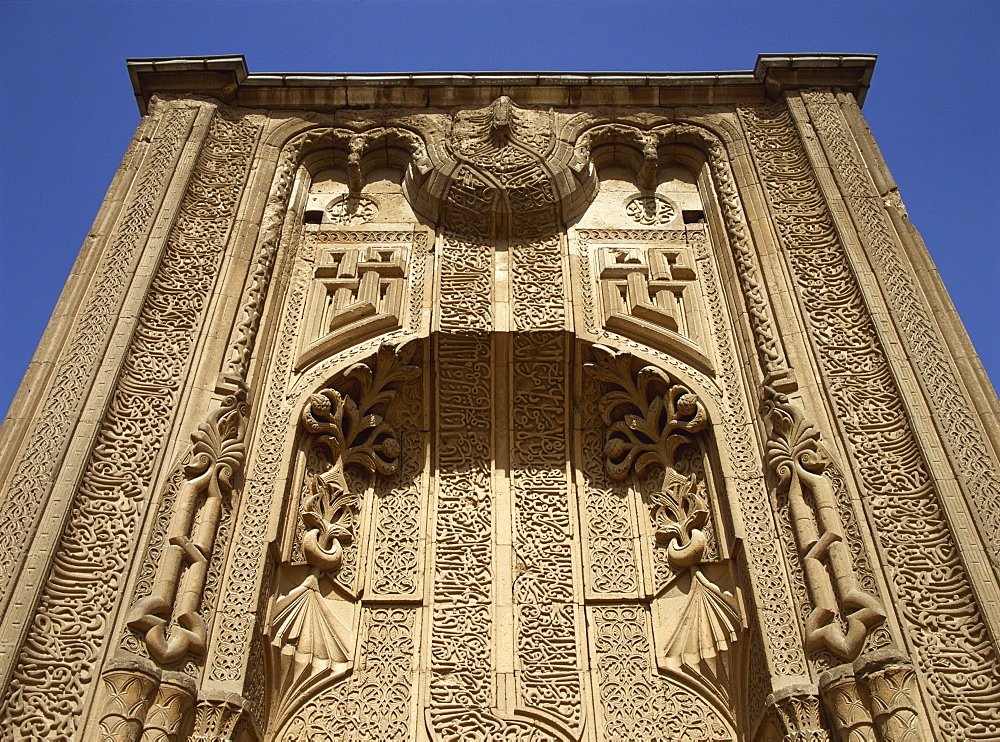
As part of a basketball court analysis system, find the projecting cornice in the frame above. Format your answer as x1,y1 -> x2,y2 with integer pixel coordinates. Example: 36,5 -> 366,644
126,53 -> 877,114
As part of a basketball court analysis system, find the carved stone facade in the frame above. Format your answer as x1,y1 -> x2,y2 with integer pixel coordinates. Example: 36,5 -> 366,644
1,54 -> 997,740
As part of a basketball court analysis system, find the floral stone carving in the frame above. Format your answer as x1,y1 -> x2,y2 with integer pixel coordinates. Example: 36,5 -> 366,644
265,342 -> 420,733
585,345 -> 742,703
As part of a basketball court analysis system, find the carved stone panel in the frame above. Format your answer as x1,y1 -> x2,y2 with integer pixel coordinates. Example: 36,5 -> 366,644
2,59 -> 997,742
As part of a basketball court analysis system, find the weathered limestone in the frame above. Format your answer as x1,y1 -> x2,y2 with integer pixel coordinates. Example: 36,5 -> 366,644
0,54 -> 997,741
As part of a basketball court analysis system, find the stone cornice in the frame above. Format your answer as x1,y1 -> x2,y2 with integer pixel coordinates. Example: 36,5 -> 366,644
126,53 -> 877,114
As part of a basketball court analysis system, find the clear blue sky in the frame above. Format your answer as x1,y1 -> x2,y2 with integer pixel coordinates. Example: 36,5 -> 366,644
1,0 -> 997,420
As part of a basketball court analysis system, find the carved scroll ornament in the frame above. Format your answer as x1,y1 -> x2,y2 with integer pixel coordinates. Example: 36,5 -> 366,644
128,389 -> 249,665
762,391 -> 885,660
585,345 -> 741,697
265,342 -> 420,733
298,343 -> 420,579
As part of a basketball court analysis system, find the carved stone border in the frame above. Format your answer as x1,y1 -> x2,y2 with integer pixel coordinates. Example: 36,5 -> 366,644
739,101 -> 1000,738
0,103 -> 198,615
0,108 -> 262,738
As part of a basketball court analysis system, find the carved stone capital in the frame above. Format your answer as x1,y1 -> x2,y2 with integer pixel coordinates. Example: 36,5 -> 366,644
98,659 -> 161,742
141,672 -> 197,742
854,651 -> 930,742
819,664 -> 876,742
766,684 -> 827,742
191,691 -> 247,742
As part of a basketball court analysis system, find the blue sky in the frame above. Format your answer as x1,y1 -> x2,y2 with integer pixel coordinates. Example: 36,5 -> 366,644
1,0 -> 997,419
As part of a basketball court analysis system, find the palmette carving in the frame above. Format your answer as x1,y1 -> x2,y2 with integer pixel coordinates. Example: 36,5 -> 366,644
1,110 -> 260,739
299,342 -> 418,578
585,345 -> 742,705
264,574 -> 353,732
762,392 -> 884,660
128,390 -> 249,665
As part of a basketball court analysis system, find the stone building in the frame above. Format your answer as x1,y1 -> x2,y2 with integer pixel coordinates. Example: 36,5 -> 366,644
0,54 -> 997,740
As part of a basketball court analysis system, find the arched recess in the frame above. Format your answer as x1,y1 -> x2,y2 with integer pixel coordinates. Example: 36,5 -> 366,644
215,112 -> 792,741
567,118 -> 806,738
250,327 -> 752,741
259,340 -> 427,740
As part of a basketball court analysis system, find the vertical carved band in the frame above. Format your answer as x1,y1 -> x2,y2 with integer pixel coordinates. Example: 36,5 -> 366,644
802,89 -> 1000,563
0,110 -> 260,738
740,102 -> 1000,738
512,333 -> 581,730
0,105 -> 197,608
429,332 -> 496,731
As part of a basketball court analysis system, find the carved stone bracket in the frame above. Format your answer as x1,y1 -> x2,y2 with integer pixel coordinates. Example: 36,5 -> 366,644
762,390 -> 885,660
128,387 -> 250,666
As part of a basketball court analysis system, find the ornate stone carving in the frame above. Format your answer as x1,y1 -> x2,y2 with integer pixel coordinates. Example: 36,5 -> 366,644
592,605 -> 736,740
0,105 -> 197,610
427,330 -> 497,736
741,102 -> 1000,738
819,665 -> 875,742
99,664 -> 160,742
324,194 -> 379,224
278,607 -> 416,740
0,109 -> 261,739
190,692 -> 247,742
801,89 -> 1000,566
576,224 -> 807,684
299,231 -> 412,368
298,342 -> 418,581
511,332 -> 582,733
766,686 -> 827,742
143,675 -> 197,742
128,389 -> 249,665
264,342 -> 419,730
7,63 -> 999,742
625,194 -> 677,225
586,345 -> 742,703
762,392 -> 885,660
854,652 -> 928,742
